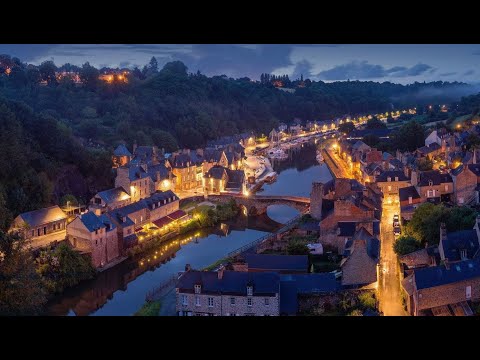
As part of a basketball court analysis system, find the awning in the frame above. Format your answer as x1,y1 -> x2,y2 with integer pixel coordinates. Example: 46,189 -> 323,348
167,210 -> 187,221
153,216 -> 174,228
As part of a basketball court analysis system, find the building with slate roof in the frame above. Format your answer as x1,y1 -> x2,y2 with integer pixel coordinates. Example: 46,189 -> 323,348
168,149 -> 204,191
402,257 -> 480,316
341,227 -> 380,288
375,170 -> 411,197
451,163 -> 479,205
415,170 -> 453,203
204,165 -> 246,194
89,186 -> 131,214
176,269 -> 280,316
399,185 -> 423,221
11,205 -> 67,240
66,211 -> 120,268
112,144 -> 132,168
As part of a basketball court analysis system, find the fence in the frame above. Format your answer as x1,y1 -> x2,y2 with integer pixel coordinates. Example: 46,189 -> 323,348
226,214 -> 302,258
145,274 -> 178,302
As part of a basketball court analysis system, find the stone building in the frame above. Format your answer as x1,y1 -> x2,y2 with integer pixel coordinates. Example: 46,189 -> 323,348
451,164 -> 478,205
10,205 -> 67,240
176,269 -> 280,316
204,165 -> 246,194
115,162 -> 175,203
341,228 -> 380,288
416,170 -> 453,203
310,182 -> 324,220
89,187 -> 131,214
399,185 -> 422,221
66,212 -> 120,268
402,258 -> 480,316
168,149 -> 204,191
112,144 -> 132,168
439,220 -> 480,265
375,170 -> 410,198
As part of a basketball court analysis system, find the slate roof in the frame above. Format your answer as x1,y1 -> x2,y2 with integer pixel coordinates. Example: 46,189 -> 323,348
418,170 -> 453,186
441,229 -> 479,262
177,270 -> 280,295
298,221 -> 320,231
17,206 -> 67,228
169,152 -> 203,168
382,152 -> 393,161
413,257 -> 480,290
338,222 -> 356,236
98,214 -> 116,232
279,280 -> 298,315
79,211 -> 105,232
352,140 -> 370,151
134,146 -> 155,161
364,163 -> 382,175
96,187 -> 130,204
399,186 -> 421,202
418,142 -> 441,155
375,170 -> 409,182
143,191 -> 178,210
245,254 -> 309,272
389,158 -> 404,169
468,163 -> 480,177
281,273 -> 340,294
226,169 -> 245,190
205,166 -> 227,180
203,149 -> 224,163
113,144 -> 132,157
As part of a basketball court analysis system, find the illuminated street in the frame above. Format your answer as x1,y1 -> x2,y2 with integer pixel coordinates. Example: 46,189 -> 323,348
324,146 -> 355,179
378,196 -> 406,316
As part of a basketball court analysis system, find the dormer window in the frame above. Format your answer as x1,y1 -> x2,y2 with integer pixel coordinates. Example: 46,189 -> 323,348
461,249 -> 467,260
194,284 -> 201,294
247,286 -> 253,296
428,180 -> 433,187
387,177 -> 391,182
395,176 -> 399,181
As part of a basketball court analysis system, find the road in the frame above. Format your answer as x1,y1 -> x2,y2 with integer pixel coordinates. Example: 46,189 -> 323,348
378,198 -> 406,316
322,148 -> 354,179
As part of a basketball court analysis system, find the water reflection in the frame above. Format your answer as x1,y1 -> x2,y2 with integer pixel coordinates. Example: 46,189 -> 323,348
46,213 -> 281,316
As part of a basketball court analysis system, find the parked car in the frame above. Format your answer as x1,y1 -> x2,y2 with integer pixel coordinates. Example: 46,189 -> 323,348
393,214 -> 400,227
394,226 -> 401,236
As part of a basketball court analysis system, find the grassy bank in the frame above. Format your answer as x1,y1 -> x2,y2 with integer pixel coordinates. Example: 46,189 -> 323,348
134,300 -> 162,316
203,256 -> 235,271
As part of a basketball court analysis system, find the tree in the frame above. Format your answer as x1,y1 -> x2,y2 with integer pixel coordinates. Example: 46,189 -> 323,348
417,157 -> 433,171
465,133 -> 480,151
286,241 -> 310,255
79,62 -> 99,90
160,61 -> 188,77
363,134 -> 380,147
0,230 -> 47,315
151,129 -> 178,152
338,122 -> 355,134
60,194 -> 78,207
365,117 -> 387,129
38,60 -> 57,85
25,67 -> 41,86
149,56 -> 158,73
392,121 -> 425,152
347,309 -> 363,316
393,236 -> 422,256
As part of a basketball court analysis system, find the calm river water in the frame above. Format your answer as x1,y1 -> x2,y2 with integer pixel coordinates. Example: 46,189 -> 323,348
47,139 -> 332,316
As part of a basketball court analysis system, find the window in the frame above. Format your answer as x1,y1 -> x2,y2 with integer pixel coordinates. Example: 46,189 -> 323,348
145,180 -> 147,186
387,177 -> 391,182
43,227 -> 47,235
95,229 -> 98,235
127,229 -> 132,235
408,196 -> 413,204
264,298 -> 270,306
466,285 -> 472,299
247,298 -> 253,307
182,295 -> 188,306
140,190 -> 142,196
387,185 -> 392,192
444,185 -> 449,192
140,216 -> 143,222
427,189 -> 435,198
194,285 -> 201,294
95,240 -> 98,245
395,176 -> 399,181
428,180 -> 433,187
195,296 -> 200,307
208,297 -> 214,307
134,218 -> 137,224
230,297 -> 236,305
247,286 -> 253,296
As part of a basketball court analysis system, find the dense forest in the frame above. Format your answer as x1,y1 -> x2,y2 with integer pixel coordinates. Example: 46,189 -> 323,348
0,54 -> 478,229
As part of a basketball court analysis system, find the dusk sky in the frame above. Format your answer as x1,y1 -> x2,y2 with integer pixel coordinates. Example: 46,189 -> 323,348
1,44 -> 479,84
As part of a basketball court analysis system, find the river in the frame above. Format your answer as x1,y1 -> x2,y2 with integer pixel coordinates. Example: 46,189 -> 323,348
46,139 -> 332,316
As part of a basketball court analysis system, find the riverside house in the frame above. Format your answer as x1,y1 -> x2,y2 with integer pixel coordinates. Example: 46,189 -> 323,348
10,205 -> 67,241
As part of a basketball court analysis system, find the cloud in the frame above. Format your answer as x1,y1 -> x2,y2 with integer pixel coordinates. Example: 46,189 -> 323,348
439,72 -> 457,77
317,61 -> 434,80
464,69 -> 475,76
119,61 -> 131,68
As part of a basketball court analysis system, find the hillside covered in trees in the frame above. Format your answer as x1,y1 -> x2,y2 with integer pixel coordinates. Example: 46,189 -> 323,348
0,54 -> 478,228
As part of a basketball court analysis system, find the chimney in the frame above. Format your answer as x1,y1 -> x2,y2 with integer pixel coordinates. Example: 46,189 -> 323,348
474,149 -> 477,165
410,170 -> 418,187
185,263 -> 191,272
122,216 -> 127,223
156,171 -> 161,182
217,267 -> 224,279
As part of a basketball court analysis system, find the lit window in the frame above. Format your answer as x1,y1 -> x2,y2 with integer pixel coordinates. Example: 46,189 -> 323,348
194,285 -> 201,294
230,297 -> 235,305
195,296 -> 200,307
264,298 -> 269,306
247,286 -> 253,296
182,295 -> 188,305
247,298 -> 253,307
208,297 -> 214,307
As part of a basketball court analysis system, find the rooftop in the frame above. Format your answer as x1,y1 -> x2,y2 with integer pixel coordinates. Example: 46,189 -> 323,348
177,270 -> 280,295
441,229 -> 479,262
418,170 -> 453,186
17,205 -> 67,228
113,144 -> 132,157
399,186 -> 421,202
375,170 -> 409,182
96,187 -> 130,204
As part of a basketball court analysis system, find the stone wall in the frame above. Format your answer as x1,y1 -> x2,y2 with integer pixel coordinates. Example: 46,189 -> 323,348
453,167 -> 477,205
310,182 -> 324,221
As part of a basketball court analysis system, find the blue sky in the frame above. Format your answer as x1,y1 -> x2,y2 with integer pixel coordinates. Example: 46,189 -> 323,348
1,44 -> 479,84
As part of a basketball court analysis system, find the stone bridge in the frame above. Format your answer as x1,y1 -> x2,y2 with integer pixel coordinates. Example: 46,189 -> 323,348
207,193 -> 310,216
